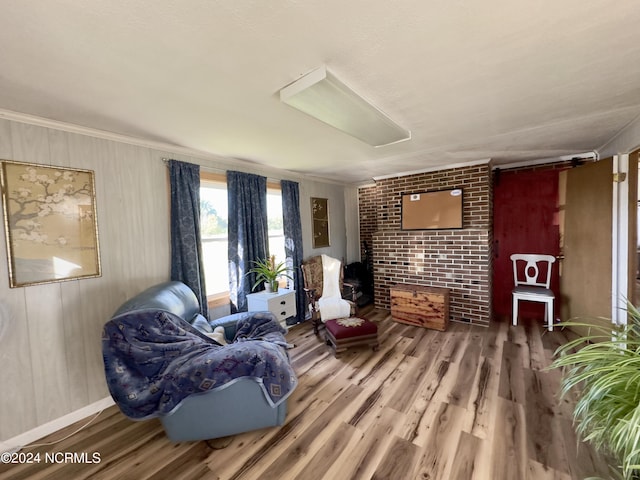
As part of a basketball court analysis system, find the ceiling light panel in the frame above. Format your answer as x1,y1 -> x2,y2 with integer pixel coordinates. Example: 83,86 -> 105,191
280,66 -> 410,147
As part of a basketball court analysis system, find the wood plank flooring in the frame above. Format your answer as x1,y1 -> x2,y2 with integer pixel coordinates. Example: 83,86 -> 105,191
0,309 -> 612,480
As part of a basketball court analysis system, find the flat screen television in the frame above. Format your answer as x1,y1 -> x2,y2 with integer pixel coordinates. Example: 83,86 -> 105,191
401,188 -> 463,230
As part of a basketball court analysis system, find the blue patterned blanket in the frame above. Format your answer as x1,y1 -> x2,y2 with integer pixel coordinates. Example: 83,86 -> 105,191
102,309 -> 297,420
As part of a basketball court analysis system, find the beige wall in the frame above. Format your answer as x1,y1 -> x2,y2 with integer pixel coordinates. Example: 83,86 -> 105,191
298,179 -> 349,261
0,116 -> 349,441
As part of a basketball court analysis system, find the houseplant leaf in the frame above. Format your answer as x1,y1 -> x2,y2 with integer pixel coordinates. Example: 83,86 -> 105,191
550,303 -> 640,479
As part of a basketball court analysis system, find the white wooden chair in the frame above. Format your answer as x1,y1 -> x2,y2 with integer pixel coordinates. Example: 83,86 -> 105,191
510,254 -> 556,331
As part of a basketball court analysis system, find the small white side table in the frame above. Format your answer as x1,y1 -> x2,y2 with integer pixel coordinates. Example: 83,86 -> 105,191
246,288 -> 296,331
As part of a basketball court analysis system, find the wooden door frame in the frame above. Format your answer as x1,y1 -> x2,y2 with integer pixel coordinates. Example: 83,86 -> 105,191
611,151 -> 638,326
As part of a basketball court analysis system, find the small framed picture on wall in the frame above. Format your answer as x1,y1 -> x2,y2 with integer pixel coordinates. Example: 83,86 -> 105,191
311,197 -> 329,248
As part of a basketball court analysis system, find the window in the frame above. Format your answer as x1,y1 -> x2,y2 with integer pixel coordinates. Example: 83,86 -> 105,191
200,173 -> 285,302
267,189 -> 285,268
200,177 -> 228,298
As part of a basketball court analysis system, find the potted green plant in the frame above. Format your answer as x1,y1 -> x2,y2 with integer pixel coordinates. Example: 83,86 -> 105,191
247,255 -> 293,293
550,303 -> 640,480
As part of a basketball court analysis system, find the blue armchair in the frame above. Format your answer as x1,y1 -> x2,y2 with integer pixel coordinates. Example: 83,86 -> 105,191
102,281 -> 297,442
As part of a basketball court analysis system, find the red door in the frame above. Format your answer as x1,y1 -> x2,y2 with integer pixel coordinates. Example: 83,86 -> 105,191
493,168 -> 561,320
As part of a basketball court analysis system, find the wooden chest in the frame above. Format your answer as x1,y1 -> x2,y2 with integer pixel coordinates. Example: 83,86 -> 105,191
390,284 -> 450,331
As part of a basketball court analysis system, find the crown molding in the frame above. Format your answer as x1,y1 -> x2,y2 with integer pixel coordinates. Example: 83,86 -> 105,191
0,109 -> 213,155
0,109 -> 350,186
371,158 -> 491,181
492,151 -> 598,170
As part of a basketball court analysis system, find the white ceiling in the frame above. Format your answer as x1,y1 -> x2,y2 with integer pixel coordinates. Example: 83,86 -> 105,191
1,1 -> 639,184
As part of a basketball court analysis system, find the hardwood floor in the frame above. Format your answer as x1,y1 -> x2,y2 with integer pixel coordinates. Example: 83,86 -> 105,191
0,309 -> 611,480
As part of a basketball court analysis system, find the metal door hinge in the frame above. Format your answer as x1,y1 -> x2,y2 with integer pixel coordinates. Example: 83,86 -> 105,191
613,172 -> 627,183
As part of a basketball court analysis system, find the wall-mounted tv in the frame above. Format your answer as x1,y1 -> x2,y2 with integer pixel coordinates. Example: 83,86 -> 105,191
401,188 -> 463,230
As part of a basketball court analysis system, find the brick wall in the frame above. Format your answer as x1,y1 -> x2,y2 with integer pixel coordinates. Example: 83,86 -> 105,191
359,163 -> 493,327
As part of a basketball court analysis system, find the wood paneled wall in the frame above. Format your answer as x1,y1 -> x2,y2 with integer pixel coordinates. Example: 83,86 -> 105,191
0,117 -> 349,441
0,119 -> 171,441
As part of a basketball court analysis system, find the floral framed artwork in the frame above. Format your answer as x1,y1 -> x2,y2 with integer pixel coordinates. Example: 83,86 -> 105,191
0,161 -> 101,287
311,197 -> 330,248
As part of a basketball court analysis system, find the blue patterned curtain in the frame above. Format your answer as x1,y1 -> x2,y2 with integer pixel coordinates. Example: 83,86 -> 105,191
281,180 -> 305,323
168,160 -> 208,318
227,171 -> 268,313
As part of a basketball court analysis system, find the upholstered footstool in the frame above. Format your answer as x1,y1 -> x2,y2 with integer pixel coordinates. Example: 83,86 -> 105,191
324,317 -> 379,357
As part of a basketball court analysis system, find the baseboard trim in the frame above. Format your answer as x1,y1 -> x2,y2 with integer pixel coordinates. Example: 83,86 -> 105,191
0,396 -> 115,454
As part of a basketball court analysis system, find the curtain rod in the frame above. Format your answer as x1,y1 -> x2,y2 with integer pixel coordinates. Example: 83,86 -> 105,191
161,157 -> 287,184
162,157 -> 226,175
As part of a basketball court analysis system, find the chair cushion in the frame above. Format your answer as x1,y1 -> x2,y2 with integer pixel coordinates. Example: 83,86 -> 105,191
325,317 -> 377,339
513,286 -> 554,298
